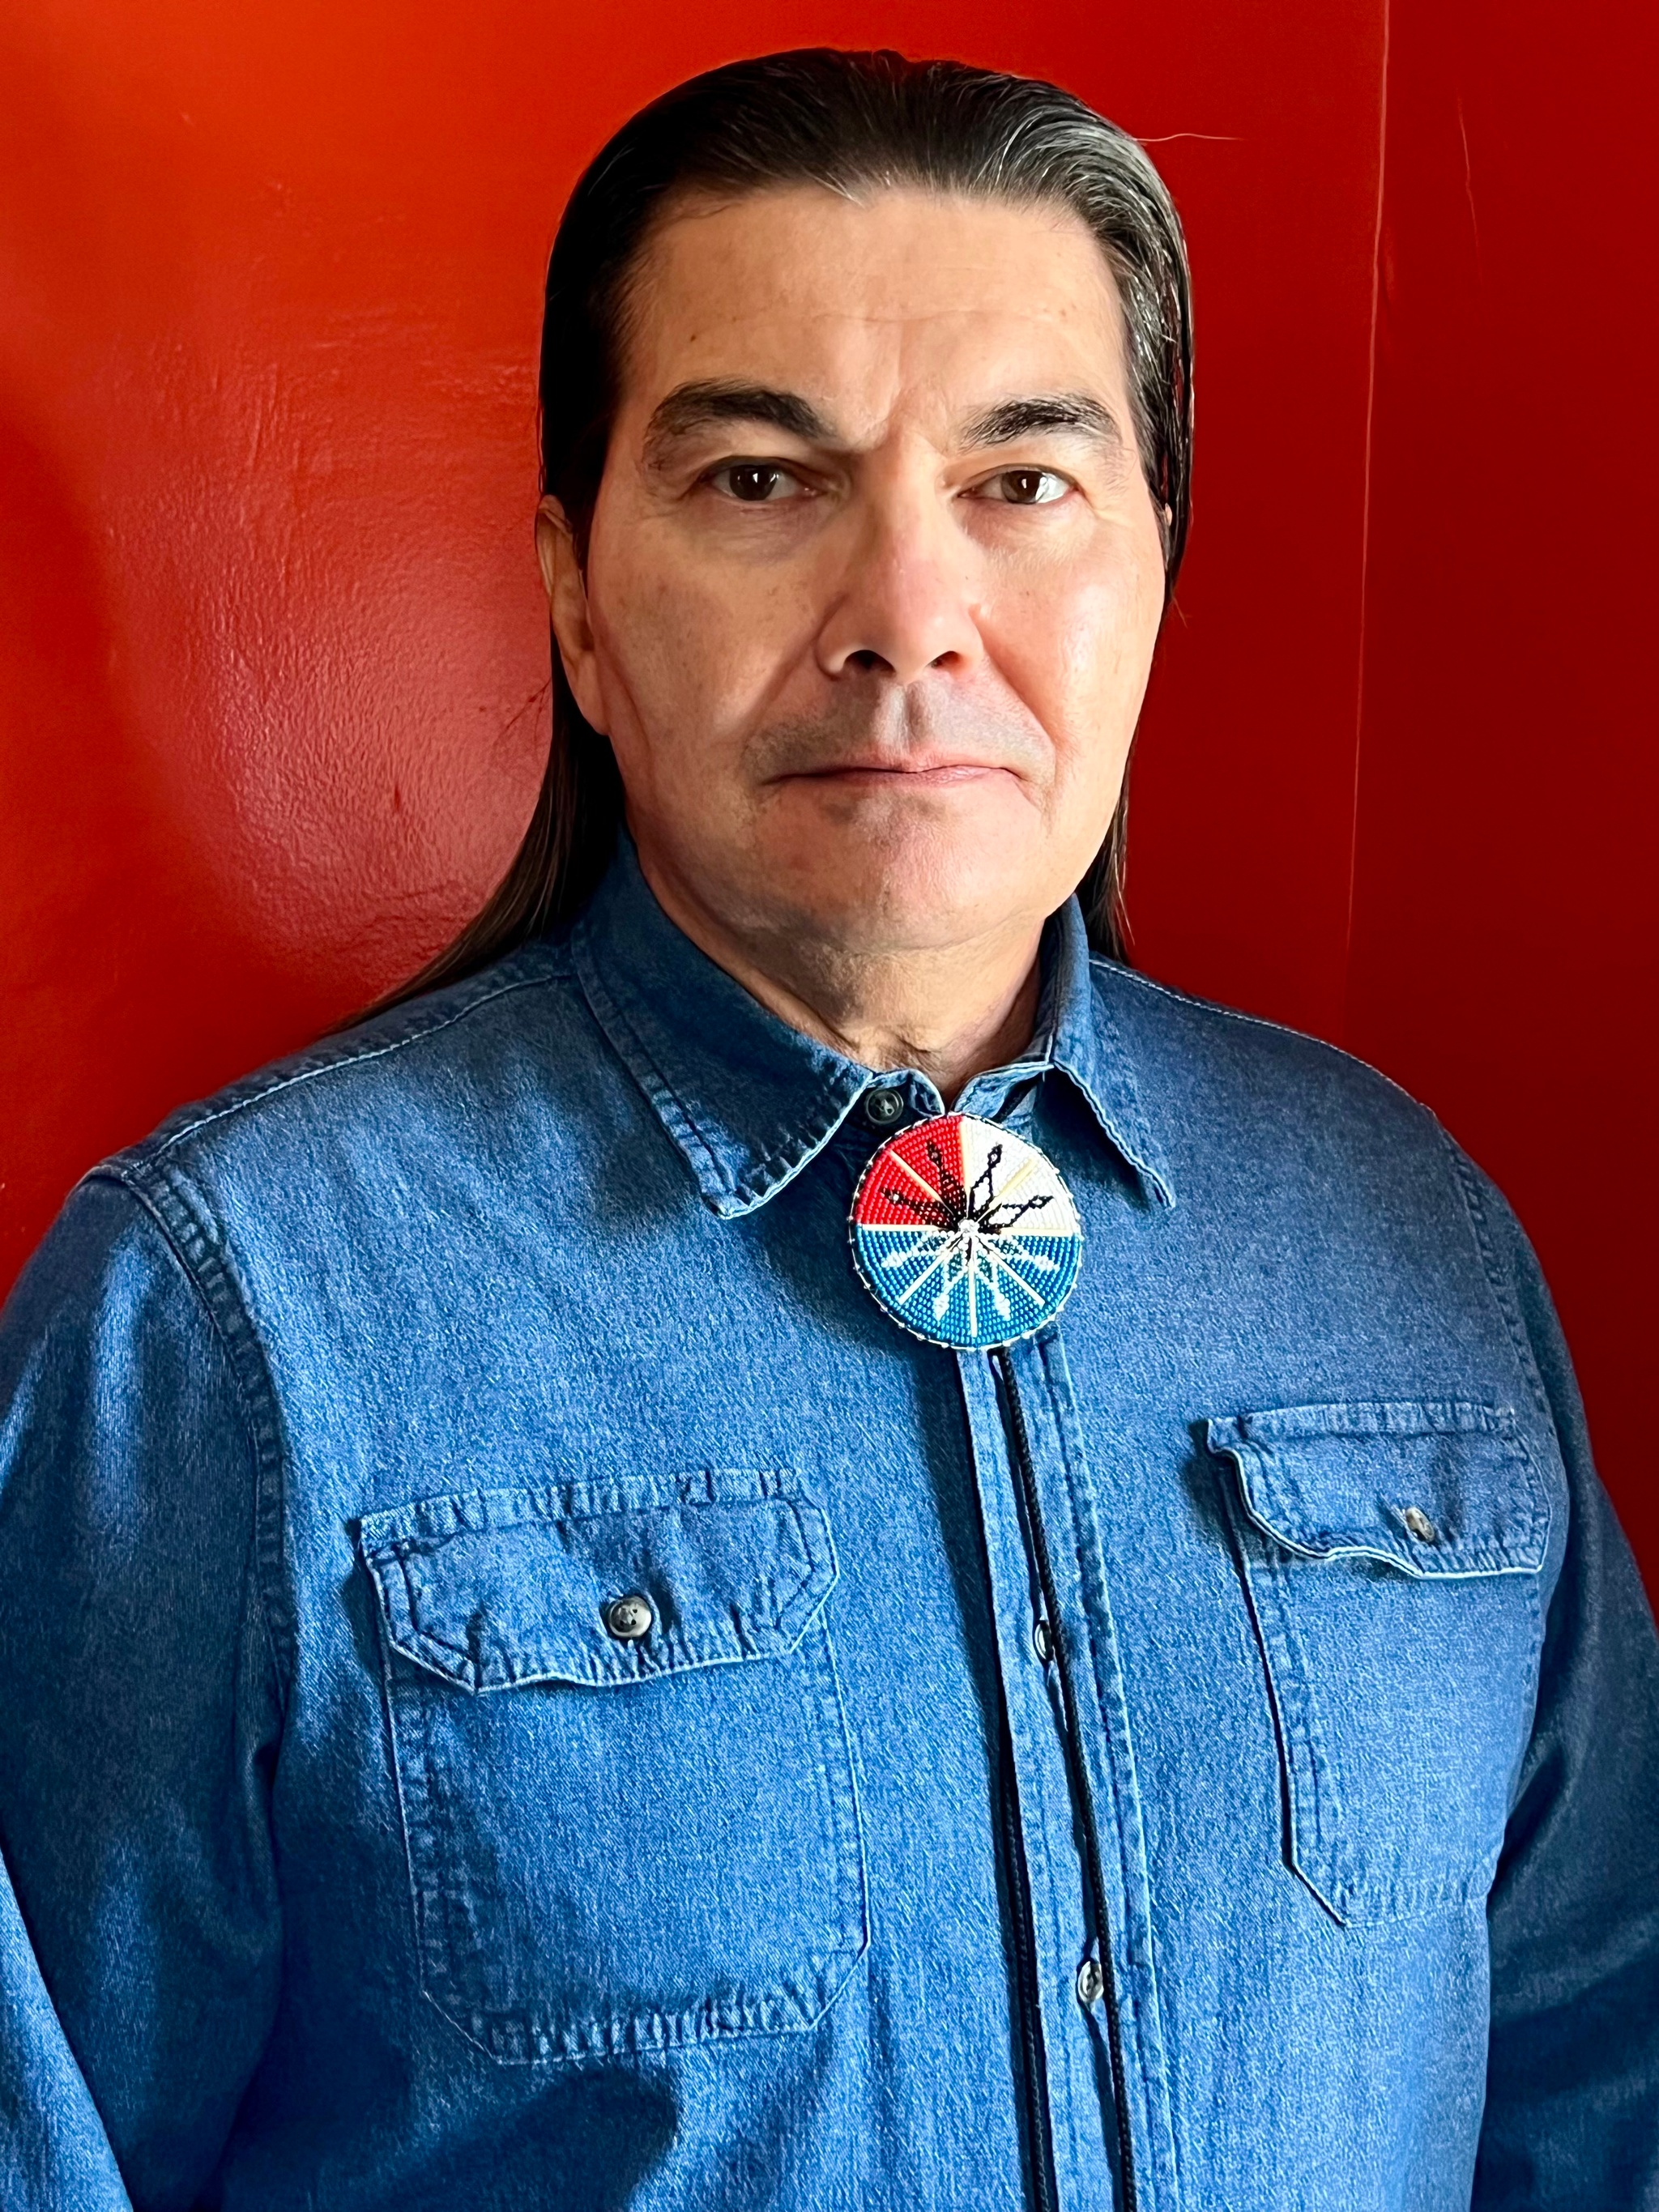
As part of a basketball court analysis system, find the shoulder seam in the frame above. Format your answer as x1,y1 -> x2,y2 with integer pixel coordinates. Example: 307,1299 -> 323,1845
1090,958 -> 1427,1114
89,1164 -> 298,1714
142,956 -> 574,1165
1438,1131 -> 1555,1430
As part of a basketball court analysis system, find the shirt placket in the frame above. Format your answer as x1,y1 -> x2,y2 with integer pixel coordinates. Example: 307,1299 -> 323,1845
957,1332 -> 1181,2212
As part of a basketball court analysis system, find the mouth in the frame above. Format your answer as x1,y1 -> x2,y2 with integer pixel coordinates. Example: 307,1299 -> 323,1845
784,760 -> 1013,787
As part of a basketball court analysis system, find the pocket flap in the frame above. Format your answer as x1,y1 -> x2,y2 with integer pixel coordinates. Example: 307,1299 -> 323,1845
358,1470 -> 838,1691
1205,1400 -> 1550,1576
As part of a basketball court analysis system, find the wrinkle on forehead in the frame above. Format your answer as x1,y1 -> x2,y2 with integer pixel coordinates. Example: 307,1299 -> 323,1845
616,185 -> 1131,435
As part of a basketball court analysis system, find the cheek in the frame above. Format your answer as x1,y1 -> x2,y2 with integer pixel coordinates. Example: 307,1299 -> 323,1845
987,551 -> 1162,777
587,528 -> 812,744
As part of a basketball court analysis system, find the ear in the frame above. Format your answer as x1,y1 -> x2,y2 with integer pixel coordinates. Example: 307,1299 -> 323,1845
535,497 -> 610,734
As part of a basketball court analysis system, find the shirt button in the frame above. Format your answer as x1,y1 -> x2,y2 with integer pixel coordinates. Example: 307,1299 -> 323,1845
1033,1618 -> 1053,1664
1402,1506 -> 1439,1544
862,1086 -> 907,1128
603,1592 -> 655,1642
1076,1958 -> 1105,2007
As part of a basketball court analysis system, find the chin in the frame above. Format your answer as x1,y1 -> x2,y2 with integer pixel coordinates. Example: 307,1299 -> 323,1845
787,783 -> 1027,886
757,843 -> 1038,957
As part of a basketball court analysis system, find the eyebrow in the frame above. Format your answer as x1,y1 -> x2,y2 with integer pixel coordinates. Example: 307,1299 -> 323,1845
957,393 -> 1125,452
639,379 -> 1127,467
642,381 -> 834,466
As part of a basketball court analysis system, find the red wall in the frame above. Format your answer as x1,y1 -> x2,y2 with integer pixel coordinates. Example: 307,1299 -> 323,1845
1346,0 -> 1659,1590
2,1 -> 1651,1583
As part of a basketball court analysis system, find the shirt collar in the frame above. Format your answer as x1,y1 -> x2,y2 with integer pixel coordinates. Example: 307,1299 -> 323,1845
570,840 -> 1175,1220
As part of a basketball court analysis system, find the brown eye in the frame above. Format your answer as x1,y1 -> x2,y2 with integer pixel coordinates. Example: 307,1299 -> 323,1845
731,464 -> 780,501
983,467 -> 1069,505
712,462 -> 802,503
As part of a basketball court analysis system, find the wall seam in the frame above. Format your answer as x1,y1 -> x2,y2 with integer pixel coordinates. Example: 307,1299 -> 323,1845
1341,0 -> 1392,1049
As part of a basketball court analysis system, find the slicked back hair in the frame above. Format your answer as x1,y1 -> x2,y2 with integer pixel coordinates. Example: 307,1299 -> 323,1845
381,48 -> 1193,1011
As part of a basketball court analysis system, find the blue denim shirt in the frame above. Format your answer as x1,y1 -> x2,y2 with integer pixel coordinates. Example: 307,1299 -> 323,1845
1,844 -> 1655,2212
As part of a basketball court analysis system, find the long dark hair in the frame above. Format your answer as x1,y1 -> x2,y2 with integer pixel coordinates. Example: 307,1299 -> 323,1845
382,48 -> 1193,1012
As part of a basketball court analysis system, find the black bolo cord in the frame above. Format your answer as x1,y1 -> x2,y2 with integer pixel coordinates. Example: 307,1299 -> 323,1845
992,1345 -> 1139,2212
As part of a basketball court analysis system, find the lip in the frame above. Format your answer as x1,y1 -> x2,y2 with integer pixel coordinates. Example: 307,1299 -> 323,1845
785,761 -> 1012,786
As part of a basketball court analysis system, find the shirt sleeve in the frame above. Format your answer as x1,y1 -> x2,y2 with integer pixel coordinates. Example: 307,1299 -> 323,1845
0,1173 -> 286,2210
1463,1158 -> 1659,2208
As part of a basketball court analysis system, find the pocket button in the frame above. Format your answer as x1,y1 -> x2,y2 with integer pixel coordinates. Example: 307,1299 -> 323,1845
1401,1507 -> 1439,1544
604,1592 -> 655,1641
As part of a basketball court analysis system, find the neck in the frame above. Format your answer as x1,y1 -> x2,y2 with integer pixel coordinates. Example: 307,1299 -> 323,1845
636,855 -> 1045,1105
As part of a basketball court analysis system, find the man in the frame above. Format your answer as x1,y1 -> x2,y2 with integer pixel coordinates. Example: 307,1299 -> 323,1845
0,47 -> 1653,2212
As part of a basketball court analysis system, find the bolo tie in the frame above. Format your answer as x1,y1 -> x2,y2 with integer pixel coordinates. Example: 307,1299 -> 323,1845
848,1110 -> 1083,1351
847,1107 -> 1137,2202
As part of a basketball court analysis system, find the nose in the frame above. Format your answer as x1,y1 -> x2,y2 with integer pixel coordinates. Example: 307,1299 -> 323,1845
815,478 -> 983,685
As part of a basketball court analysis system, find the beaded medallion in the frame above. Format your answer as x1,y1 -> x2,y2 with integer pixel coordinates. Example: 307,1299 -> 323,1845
849,1112 -> 1082,1351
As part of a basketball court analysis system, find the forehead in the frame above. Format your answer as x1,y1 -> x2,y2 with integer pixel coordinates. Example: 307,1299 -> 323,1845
617,185 -> 1130,430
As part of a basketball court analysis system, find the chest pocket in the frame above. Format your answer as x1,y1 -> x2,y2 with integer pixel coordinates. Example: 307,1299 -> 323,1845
357,1468 -> 868,2063
1206,1401 -> 1553,1924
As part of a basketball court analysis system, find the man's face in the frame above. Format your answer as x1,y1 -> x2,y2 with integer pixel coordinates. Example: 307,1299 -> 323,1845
542,185 -> 1168,964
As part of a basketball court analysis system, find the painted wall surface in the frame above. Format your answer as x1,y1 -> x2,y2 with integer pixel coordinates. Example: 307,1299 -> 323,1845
1,2 -> 1650,1579
1346,0 -> 1659,1586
